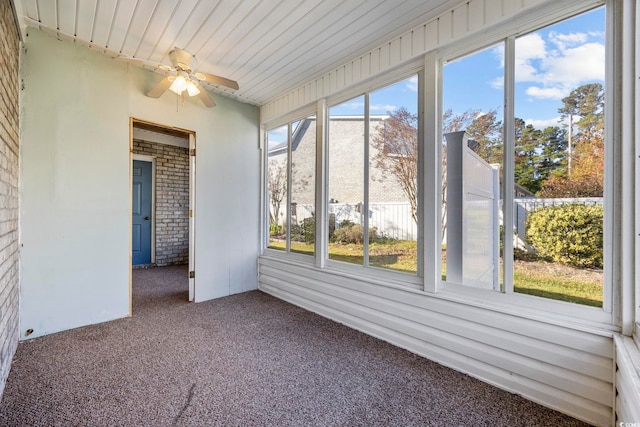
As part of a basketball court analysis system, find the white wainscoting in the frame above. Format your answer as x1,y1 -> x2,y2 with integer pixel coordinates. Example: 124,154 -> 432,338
614,334 -> 640,423
259,256 -> 613,426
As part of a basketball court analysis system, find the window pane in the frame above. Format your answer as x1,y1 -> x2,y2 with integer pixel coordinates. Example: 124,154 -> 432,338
267,125 -> 288,251
290,116 -> 316,256
328,96 -> 365,265
369,76 -> 419,274
442,44 -> 504,288
513,8 -> 605,307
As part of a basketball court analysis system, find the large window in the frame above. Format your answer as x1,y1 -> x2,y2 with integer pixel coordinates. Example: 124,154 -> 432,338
262,4 -> 612,316
267,115 -> 316,255
511,8 -> 605,307
442,44 -> 504,289
440,7 -> 606,307
327,76 -> 419,274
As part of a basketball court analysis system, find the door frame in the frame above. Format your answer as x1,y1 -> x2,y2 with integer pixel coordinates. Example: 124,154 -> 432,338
188,133 -> 196,302
132,154 -> 156,265
129,118 -> 197,314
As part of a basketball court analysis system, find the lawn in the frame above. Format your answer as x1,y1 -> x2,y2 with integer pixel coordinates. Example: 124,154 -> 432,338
267,239 -> 603,307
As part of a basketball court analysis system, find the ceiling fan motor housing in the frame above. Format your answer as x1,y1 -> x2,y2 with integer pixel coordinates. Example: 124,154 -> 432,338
169,48 -> 194,72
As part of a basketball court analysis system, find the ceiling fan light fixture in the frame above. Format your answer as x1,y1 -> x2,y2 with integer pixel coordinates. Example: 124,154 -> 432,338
186,80 -> 200,96
169,74 -> 188,95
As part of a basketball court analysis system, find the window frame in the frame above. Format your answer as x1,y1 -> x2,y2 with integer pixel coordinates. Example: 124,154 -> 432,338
261,0 -> 622,329
433,3 -> 614,325
264,110 -> 318,259
324,69 -> 423,278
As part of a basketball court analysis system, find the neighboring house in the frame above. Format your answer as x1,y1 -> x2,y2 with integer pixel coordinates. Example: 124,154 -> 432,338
268,115 -> 416,239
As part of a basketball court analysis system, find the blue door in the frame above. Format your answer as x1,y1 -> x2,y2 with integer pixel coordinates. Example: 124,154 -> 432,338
132,160 -> 152,265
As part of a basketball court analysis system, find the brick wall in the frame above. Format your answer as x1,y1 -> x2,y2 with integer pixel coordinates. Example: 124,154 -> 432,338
133,140 -> 189,266
0,0 -> 21,398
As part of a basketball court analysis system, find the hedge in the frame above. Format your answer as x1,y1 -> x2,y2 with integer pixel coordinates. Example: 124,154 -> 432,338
526,203 -> 603,268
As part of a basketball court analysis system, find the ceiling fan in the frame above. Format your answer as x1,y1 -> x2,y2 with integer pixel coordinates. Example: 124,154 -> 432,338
135,47 -> 239,108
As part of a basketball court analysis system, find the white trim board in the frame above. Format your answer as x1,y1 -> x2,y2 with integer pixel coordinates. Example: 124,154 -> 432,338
132,128 -> 188,148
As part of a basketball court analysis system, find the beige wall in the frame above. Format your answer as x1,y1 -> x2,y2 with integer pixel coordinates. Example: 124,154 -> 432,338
20,29 -> 260,338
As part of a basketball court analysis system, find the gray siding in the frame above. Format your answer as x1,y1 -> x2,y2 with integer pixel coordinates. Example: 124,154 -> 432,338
290,117 -> 408,205
0,0 -> 20,399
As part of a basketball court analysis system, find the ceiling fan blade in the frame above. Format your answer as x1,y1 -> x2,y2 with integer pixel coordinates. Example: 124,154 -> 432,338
117,55 -> 172,72
147,77 -> 173,98
195,82 -> 216,108
197,72 -> 239,90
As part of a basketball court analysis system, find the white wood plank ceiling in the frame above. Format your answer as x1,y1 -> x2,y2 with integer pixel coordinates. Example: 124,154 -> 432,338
16,0 -> 458,105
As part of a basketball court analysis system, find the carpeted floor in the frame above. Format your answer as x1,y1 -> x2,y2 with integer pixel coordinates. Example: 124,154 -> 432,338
0,265 -> 590,426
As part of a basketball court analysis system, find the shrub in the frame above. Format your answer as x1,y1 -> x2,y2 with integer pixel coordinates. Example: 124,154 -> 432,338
269,223 -> 282,236
291,217 -> 315,244
526,203 -> 603,268
331,221 -> 377,244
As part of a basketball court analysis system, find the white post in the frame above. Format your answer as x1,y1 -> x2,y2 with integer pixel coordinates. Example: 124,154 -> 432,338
315,99 -> 328,269
445,131 -> 465,285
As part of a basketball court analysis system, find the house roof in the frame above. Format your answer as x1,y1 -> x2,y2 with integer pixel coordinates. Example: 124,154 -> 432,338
12,0 -> 459,106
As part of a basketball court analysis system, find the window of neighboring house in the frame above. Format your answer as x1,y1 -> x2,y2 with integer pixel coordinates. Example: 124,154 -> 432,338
327,75 -> 420,274
440,6 -> 606,308
266,116 -> 316,255
442,44 -> 504,289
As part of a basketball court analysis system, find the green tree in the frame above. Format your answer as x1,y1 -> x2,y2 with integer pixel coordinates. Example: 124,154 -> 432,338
465,109 -> 503,164
514,118 -> 541,193
514,120 -> 566,194
538,126 -> 568,182
541,83 -> 604,197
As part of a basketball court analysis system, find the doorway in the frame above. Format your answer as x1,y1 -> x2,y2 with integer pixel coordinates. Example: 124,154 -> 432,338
130,118 -> 196,310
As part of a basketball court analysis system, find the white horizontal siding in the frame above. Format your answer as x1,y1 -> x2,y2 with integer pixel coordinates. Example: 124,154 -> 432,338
614,334 -> 640,423
259,256 -> 613,426
260,0 -> 603,123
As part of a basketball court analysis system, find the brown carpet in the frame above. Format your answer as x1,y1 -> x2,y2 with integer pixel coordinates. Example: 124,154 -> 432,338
0,265 -> 590,426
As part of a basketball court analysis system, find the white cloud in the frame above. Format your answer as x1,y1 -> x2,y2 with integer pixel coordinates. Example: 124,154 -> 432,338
525,86 -> 566,100
406,76 -> 418,92
489,76 -> 503,89
524,116 -> 569,130
542,43 -> 605,85
370,104 -> 397,112
548,31 -> 588,50
343,101 -> 364,111
512,28 -> 604,100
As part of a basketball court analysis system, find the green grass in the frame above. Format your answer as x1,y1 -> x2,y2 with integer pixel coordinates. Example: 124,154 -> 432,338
513,273 -> 601,307
268,239 -> 603,307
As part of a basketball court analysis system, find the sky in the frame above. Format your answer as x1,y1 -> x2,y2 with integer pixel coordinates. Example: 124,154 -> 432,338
269,6 -> 605,146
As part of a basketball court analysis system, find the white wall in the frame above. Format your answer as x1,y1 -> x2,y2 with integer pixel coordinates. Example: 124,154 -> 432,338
128,59 -> 260,302
20,29 -> 259,338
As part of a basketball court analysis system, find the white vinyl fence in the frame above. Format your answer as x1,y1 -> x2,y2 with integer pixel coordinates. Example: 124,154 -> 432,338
328,202 -> 417,240
285,202 -> 417,241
